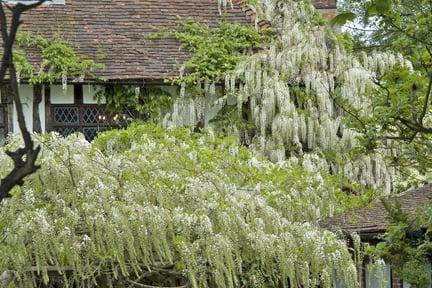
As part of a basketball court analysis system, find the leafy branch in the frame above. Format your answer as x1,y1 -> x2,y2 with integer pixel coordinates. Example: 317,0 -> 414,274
148,18 -> 273,86
13,31 -> 103,84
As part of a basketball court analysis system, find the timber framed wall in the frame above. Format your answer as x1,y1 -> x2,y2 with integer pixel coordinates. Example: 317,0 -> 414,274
45,84 -> 110,141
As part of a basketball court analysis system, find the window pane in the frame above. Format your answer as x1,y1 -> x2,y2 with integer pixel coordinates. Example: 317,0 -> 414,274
83,106 -> 106,124
50,105 -> 114,142
54,107 -> 79,125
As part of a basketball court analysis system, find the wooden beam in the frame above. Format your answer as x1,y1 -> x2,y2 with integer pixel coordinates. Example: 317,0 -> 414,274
33,84 -> 42,133
74,84 -> 83,104
44,85 -> 51,132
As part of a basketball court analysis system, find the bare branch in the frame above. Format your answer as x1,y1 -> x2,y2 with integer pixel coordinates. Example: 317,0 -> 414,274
397,116 -> 432,134
0,0 -> 47,202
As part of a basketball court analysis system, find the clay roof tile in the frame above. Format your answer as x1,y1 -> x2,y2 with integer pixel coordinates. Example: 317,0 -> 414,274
321,184 -> 432,235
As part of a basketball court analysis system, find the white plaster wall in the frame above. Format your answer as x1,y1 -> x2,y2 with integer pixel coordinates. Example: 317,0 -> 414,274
39,90 -> 46,133
84,85 -> 105,104
13,85 -> 33,133
50,85 -> 74,104
11,85 -> 46,134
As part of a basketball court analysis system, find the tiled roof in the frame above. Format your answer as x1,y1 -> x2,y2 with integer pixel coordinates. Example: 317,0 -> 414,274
321,184 -> 432,235
14,0 -> 253,81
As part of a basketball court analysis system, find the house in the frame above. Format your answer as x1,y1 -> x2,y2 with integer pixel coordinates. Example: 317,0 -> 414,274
0,0 -> 336,143
321,184 -> 432,288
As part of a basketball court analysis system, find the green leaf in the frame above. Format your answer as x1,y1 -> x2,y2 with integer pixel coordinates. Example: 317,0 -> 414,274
331,12 -> 357,27
365,3 -> 378,17
374,0 -> 392,14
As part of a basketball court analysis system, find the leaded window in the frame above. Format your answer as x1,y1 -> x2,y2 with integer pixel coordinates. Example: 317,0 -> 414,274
50,105 -> 110,141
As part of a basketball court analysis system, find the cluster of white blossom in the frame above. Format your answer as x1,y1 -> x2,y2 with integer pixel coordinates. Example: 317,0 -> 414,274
0,126 -> 358,287
162,83 -> 209,128
160,0 -> 414,194
221,0 -> 413,193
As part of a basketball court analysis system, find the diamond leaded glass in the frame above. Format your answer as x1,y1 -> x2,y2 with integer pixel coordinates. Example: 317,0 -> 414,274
50,104 -> 133,143
83,106 -> 106,124
54,107 -> 79,125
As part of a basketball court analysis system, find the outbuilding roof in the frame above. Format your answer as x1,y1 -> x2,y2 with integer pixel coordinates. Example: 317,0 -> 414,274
321,184 -> 432,235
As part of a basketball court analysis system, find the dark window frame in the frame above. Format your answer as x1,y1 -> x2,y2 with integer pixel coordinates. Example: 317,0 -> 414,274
49,104 -> 111,141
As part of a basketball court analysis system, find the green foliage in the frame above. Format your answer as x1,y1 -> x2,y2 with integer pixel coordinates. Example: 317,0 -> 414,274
97,86 -> 172,123
245,0 -> 258,5
330,12 -> 357,27
367,0 -> 392,16
209,105 -> 256,137
369,0 -> 431,73
333,181 -> 379,212
334,31 -> 355,52
12,32 -> 103,84
344,63 -> 431,171
0,124 -> 358,287
149,18 -> 273,86
339,0 -> 432,64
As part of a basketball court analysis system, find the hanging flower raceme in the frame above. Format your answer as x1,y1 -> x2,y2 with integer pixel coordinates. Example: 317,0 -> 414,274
217,0 -> 414,194
0,125 -> 358,287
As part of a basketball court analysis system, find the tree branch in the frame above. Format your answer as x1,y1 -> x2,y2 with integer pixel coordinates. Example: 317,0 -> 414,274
426,46 -> 432,59
386,17 -> 432,47
397,116 -> 432,134
419,74 -> 432,125
0,0 -> 46,202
